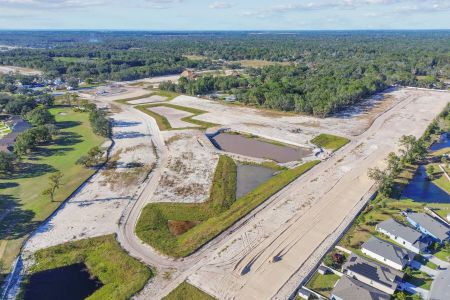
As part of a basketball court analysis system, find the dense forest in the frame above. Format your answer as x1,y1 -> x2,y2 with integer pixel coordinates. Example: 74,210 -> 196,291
0,31 -> 449,116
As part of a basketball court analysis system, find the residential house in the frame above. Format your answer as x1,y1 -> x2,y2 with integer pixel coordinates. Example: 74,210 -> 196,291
376,218 -> 431,253
331,276 -> 390,300
405,212 -> 450,243
342,253 -> 403,295
361,237 -> 414,270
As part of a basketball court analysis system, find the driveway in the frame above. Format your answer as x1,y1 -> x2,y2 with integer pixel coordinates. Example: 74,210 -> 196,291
429,268 -> 450,300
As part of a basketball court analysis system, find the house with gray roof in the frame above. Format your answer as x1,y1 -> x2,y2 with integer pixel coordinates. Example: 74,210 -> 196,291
361,237 -> 414,270
376,218 -> 431,254
405,212 -> 450,243
342,253 -> 403,295
331,276 -> 390,300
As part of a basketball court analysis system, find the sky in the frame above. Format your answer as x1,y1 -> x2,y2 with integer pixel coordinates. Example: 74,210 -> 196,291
0,0 -> 449,30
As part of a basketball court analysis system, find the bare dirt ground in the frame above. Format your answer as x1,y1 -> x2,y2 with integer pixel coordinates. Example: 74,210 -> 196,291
153,130 -> 219,203
79,85 -> 151,102
0,65 -> 42,76
171,88 -> 409,146
23,100 -> 156,254
148,106 -> 199,129
127,95 -> 167,105
184,88 -> 450,300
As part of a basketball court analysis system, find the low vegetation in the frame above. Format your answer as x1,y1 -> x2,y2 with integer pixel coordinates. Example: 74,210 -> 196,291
136,103 -> 218,131
163,282 -> 214,300
0,107 -> 105,272
136,159 -> 319,257
305,272 -> 340,298
311,134 -> 350,151
28,235 -> 152,300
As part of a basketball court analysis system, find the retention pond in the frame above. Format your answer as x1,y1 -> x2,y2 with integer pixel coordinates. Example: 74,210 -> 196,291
236,164 -> 275,199
210,132 -> 311,163
23,263 -> 102,300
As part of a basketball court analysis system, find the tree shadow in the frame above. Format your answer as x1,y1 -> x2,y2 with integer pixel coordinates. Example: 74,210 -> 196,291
57,120 -> 82,130
32,147 -> 75,158
8,162 -> 56,179
0,182 -> 19,190
113,121 -> 141,128
52,132 -> 83,147
0,194 -> 39,240
114,131 -> 149,139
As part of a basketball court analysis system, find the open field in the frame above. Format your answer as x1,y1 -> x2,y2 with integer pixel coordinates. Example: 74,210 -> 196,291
136,160 -> 319,257
152,130 -> 219,203
170,89 -> 416,148
186,89 -> 450,300
136,103 -> 218,130
0,107 -> 104,272
24,101 -> 156,253
311,133 -> 350,151
163,281 -> 214,300
233,59 -> 292,68
0,65 -> 42,76
27,235 -> 152,300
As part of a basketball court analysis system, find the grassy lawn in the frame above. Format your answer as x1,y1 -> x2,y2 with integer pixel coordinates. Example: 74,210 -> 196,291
433,171 -> 450,193
0,107 -> 105,272
434,248 -> 450,262
305,272 -> 340,298
414,254 -> 438,270
163,282 -> 214,300
136,103 -> 219,131
311,134 -> 350,152
136,159 -> 319,257
27,235 -> 152,300
405,270 -> 433,290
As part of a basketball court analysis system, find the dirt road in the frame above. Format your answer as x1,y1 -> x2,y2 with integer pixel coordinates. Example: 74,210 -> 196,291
184,89 -> 449,300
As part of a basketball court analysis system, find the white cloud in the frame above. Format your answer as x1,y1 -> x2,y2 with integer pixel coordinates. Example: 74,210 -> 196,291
0,0 -> 183,9
209,1 -> 234,9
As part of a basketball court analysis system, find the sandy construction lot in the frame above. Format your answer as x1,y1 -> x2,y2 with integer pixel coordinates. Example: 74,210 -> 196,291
171,89 -> 409,147
23,103 -> 156,253
127,95 -> 167,105
185,89 -> 450,300
148,106 -> 199,128
153,130 -> 219,203
0,65 -> 42,76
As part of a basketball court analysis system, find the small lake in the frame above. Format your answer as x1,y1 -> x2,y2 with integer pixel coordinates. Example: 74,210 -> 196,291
401,165 -> 450,203
23,263 -> 103,300
236,164 -> 275,199
430,133 -> 450,151
211,132 -> 312,163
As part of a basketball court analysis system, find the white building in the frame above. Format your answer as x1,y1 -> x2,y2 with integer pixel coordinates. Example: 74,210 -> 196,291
376,218 -> 430,254
361,237 -> 414,270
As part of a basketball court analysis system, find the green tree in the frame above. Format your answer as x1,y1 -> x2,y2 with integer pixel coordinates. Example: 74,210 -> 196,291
76,146 -> 105,167
25,106 -> 55,126
426,165 -> 436,180
0,151 -> 17,175
42,171 -> 63,202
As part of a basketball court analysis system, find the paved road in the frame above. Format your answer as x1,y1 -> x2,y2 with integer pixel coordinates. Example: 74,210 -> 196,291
430,268 -> 450,300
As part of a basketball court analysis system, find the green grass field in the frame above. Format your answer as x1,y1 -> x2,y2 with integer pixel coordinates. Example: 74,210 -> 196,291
28,235 -> 152,300
136,103 -> 218,131
136,159 -> 319,257
311,134 -> 350,151
0,107 -> 105,272
163,282 -> 214,300
305,272 -> 340,298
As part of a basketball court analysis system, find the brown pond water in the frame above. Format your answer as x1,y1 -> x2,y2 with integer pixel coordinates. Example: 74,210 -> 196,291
211,133 -> 312,163
236,164 -> 275,199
